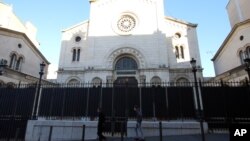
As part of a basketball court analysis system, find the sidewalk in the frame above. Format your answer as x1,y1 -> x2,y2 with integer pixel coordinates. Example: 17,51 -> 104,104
86,134 -> 229,141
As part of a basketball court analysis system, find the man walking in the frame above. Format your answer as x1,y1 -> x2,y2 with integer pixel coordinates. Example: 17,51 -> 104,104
134,105 -> 144,140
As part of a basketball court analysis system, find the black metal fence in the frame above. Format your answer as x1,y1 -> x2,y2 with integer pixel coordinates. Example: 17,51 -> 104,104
0,81 -> 250,140
37,85 -> 196,120
0,87 -> 35,140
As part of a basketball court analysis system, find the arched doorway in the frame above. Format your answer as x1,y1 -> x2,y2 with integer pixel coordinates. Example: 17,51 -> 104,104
114,56 -> 138,86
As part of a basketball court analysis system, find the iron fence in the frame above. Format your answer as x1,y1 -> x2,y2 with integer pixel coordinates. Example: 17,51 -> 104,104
0,81 -> 250,140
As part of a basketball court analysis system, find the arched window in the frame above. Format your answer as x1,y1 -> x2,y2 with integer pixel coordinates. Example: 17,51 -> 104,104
239,50 -> 244,64
176,77 -> 189,86
92,77 -> 102,87
115,57 -> 138,70
77,49 -> 81,61
150,76 -> 161,86
246,46 -> 250,58
6,82 -> 15,88
180,46 -> 184,59
175,46 -> 179,59
15,57 -> 23,71
72,49 -> 76,61
9,54 -> 17,69
68,79 -> 80,84
0,80 -> 4,87
67,79 -> 80,87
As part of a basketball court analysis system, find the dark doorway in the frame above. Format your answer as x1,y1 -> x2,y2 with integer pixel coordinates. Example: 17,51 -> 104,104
114,77 -> 138,87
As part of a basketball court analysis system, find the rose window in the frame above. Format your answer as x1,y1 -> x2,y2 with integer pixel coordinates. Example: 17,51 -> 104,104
117,15 -> 136,32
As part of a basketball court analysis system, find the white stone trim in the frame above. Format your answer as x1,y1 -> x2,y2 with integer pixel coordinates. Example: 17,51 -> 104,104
106,47 -> 146,69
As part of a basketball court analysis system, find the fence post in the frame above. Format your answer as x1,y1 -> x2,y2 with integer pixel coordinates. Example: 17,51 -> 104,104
198,79 -> 204,117
111,87 -> 115,136
48,126 -> 53,141
139,86 -> 142,114
125,82 -> 128,118
14,128 -> 20,141
152,86 -> 156,120
165,86 -> 169,120
61,90 -> 66,119
159,121 -> 162,141
121,121 -> 124,141
99,83 -> 103,108
82,125 -> 85,141
85,82 -> 90,119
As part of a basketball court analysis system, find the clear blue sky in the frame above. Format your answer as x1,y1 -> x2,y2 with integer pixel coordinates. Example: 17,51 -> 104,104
3,0 -> 230,77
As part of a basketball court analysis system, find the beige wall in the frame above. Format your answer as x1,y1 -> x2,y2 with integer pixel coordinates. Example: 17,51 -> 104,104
213,23 -> 250,76
0,3 -> 49,84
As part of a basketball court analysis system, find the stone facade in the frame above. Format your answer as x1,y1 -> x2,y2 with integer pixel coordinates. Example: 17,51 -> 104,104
212,0 -> 250,82
0,2 -> 50,85
57,0 -> 203,84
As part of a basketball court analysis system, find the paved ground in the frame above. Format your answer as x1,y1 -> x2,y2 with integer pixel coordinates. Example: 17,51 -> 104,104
86,134 -> 229,141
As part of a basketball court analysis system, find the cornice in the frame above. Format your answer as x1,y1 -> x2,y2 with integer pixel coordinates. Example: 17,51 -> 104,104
165,16 -> 197,27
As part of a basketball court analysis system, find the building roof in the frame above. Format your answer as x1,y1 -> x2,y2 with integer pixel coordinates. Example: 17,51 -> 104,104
165,16 -> 197,27
0,27 -> 50,64
62,20 -> 89,32
212,19 -> 250,61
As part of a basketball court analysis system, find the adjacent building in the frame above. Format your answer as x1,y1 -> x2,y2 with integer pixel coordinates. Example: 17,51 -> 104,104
212,0 -> 250,82
57,0 -> 203,85
0,2 -> 50,86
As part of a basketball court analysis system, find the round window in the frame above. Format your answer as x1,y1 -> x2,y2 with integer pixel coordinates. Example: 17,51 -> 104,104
75,36 -> 81,42
117,15 -> 136,33
175,33 -> 181,38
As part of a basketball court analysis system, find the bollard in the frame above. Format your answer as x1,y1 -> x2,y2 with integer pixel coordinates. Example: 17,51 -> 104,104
82,125 -> 85,141
159,121 -> 162,141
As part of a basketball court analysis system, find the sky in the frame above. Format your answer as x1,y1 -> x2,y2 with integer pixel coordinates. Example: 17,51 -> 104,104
3,0 -> 231,78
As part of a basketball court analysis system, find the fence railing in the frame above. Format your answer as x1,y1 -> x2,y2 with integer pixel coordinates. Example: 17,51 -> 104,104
0,81 -> 250,139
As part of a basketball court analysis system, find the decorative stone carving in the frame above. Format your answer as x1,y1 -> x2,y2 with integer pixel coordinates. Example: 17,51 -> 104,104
117,15 -> 136,32
107,47 -> 145,69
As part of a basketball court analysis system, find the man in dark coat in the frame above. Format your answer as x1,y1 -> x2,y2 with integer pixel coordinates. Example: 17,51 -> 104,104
97,107 -> 106,141
134,105 -> 144,140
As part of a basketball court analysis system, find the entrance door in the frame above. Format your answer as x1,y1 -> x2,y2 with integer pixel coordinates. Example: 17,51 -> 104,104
114,77 -> 138,87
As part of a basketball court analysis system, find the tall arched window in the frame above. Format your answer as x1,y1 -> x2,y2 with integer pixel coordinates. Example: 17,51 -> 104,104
15,57 -> 23,71
246,46 -> 250,58
175,46 -> 179,59
239,50 -> 244,64
72,48 -> 80,62
115,57 -> 138,70
9,54 -> 17,69
72,49 -> 76,61
77,49 -> 80,61
180,46 -> 184,59
115,57 -> 138,75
